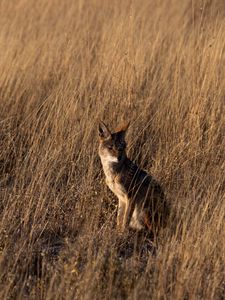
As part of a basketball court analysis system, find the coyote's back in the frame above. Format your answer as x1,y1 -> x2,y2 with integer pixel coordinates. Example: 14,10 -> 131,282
98,121 -> 169,234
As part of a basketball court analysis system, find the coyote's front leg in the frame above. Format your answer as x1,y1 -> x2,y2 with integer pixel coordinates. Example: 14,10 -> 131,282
117,199 -> 126,233
123,199 -> 135,230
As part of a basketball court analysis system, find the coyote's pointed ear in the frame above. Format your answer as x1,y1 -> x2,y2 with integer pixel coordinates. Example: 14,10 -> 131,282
98,121 -> 111,140
115,122 -> 130,140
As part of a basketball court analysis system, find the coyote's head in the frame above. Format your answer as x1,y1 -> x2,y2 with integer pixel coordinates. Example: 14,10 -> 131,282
98,121 -> 129,163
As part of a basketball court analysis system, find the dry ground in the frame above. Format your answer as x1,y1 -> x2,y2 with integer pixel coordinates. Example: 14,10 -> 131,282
0,0 -> 225,299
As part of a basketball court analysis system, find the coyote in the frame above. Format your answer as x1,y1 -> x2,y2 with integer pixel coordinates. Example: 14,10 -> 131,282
98,121 -> 169,234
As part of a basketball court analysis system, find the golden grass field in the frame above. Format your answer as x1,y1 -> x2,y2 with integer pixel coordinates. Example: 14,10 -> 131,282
0,0 -> 225,299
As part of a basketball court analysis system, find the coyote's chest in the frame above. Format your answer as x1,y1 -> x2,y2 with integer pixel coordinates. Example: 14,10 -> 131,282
100,157 -> 127,199
106,176 -> 126,198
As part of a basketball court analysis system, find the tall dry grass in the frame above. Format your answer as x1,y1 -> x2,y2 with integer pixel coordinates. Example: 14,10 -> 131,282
0,0 -> 225,299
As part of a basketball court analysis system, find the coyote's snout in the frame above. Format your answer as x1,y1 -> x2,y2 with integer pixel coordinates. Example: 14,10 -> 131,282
98,121 -> 169,234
